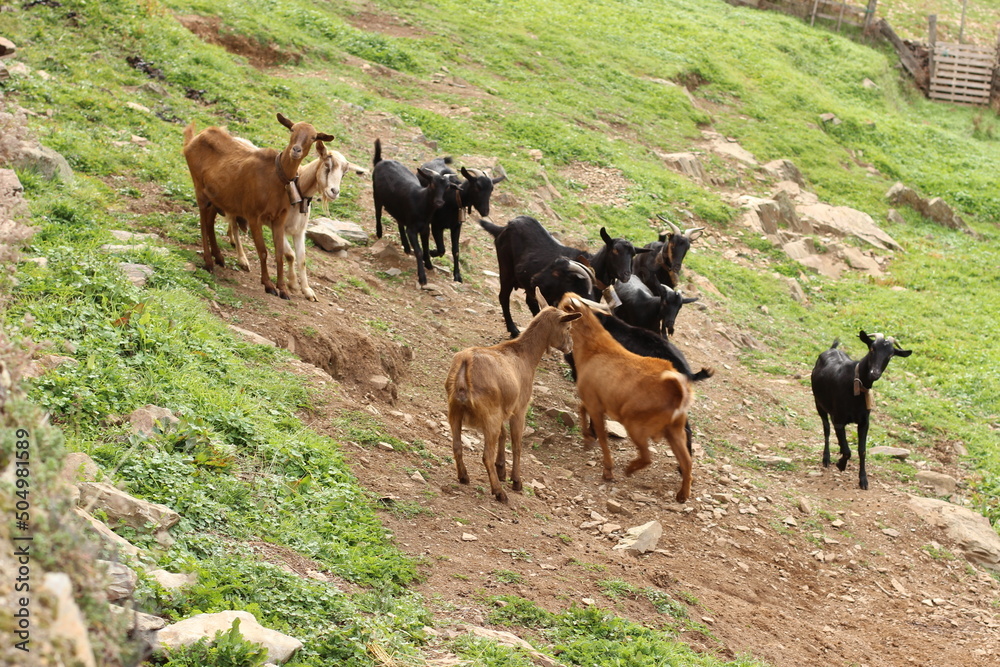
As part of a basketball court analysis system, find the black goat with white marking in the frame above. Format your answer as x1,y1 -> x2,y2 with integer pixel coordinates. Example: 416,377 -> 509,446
371,139 -> 455,285
417,157 -> 506,283
612,275 -> 699,337
529,257 -> 594,311
480,216 -> 645,337
810,330 -> 912,490
633,216 -> 704,291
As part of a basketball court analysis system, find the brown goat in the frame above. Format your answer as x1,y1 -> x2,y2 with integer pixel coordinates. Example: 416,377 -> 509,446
558,293 -> 694,503
182,113 -> 334,299
445,306 -> 581,502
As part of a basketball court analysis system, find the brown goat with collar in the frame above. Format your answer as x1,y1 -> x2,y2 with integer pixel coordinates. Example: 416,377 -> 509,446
446,306 -> 581,502
558,293 -> 694,503
182,113 -> 334,300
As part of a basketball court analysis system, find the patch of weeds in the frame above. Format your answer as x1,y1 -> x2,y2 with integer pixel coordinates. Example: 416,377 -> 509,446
493,569 -> 525,585
570,559 -> 606,573
332,410 -> 407,450
302,325 -> 318,338
921,544 -> 956,561
506,549 -> 533,563
556,533 -> 572,545
384,500 -> 433,520
453,573 -> 471,581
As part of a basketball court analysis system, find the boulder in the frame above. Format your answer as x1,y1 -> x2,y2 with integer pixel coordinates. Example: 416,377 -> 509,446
155,611 -> 303,664
108,605 -> 165,655
61,452 -> 100,483
795,203 -> 902,251
22,354 -> 78,379
612,520 -> 663,555
659,152 -> 706,183
886,183 -> 971,233
869,446 -> 910,460
915,470 -> 958,497
0,168 -> 24,199
908,496 -> 1000,572
74,508 -> 142,558
97,560 -> 138,602
40,573 -> 97,667
773,181 -> 819,205
150,569 -> 197,592
702,130 -> 758,165
10,141 -> 74,182
77,482 -> 180,537
119,262 -> 154,286
762,159 -> 805,186
127,404 -> 178,436
886,208 -> 906,225
309,217 -> 368,244
305,220 -> 352,252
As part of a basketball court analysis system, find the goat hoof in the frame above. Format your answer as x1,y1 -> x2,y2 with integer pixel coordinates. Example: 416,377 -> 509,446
279,290 -> 291,301
495,490 -> 508,503
458,476 -> 469,485
675,490 -> 688,504
511,480 -> 522,492
859,479 -> 869,490
264,286 -> 278,297
602,470 -> 615,481
836,459 -> 849,472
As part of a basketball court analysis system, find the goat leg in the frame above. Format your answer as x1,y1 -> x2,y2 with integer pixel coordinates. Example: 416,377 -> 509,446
450,224 -> 462,283
248,222 -> 278,298
407,225 -> 428,285
420,225 -> 434,270
494,424 -> 507,483
509,413 -> 525,492
291,229 -> 316,301
623,432 -> 653,477
578,403 -> 596,449
271,220 -> 290,300
448,409 -> 469,485
857,417 -> 870,490
819,410 -> 832,468
226,216 -> 251,272
834,423 -> 852,472
589,411 -> 616,481
482,424 -> 508,503
664,420 -> 692,503
499,279 -> 520,338
198,202 -> 224,271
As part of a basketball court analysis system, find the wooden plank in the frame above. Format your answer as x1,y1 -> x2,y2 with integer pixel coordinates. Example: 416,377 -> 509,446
878,19 -> 929,90
933,62 -> 993,75
932,72 -> 992,85
935,43 -> 997,56
931,80 -> 993,92
930,86 -> 991,97
814,13 -> 863,26
933,64 -> 994,80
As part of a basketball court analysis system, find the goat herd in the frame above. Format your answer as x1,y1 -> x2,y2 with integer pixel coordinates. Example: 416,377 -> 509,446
181,113 -> 914,504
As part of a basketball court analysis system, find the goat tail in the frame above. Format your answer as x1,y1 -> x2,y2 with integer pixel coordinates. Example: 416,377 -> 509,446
182,122 -> 197,149
373,138 -> 382,167
691,366 -> 715,382
478,218 -> 505,238
830,338 -> 840,350
660,370 -> 692,422
452,358 -> 473,409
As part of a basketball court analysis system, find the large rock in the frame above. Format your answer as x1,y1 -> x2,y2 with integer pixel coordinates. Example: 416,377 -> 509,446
0,168 -> 24,200
61,452 -> 99,484
309,217 -> 368,244
659,152 -> 706,183
908,496 -> 1000,572
305,220 -> 352,252
74,508 -> 142,558
762,159 -> 805,186
127,404 -> 178,436
77,482 -> 180,539
155,611 -> 303,664
40,573 -> 97,667
702,130 -> 758,165
9,141 -> 74,182
886,182 -> 971,233
915,470 -> 958,497
795,203 -> 902,251
150,569 -> 197,592
97,560 -> 138,602
119,262 -> 154,287
612,520 -> 663,554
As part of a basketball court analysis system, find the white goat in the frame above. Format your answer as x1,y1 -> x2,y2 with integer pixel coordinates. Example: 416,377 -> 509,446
226,140 -> 367,301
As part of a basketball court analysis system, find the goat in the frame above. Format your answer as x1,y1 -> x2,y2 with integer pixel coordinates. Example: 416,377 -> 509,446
182,113 -> 334,299
612,275 -> 699,337
417,157 -> 507,283
810,330 -> 912,490
558,293 -> 694,503
225,141 -> 368,300
632,216 -> 704,291
480,215 -> 645,337
561,306 -> 714,456
529,257 -> 594,311
445,305 -> 581,502
371,139 -> 455,286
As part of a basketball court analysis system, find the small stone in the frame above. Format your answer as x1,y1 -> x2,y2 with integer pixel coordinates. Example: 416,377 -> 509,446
605,420 -> 628,439
410,471 -> 426,484
783,516 -> 798,527
606,499 -> 630,516
461,533 -> 478,541
377,442 -> 395,452
701,616 -> 716,624
882,528 -> 900,538
869,446 -> 910,459
797,497 -> 812,515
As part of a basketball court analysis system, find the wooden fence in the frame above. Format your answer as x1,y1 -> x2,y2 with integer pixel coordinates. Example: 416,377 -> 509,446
732,0 -> 878,33
929,42 -> 998,105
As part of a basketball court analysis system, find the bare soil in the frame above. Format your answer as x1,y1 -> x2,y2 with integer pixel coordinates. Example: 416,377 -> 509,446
165,9 -> 1000,666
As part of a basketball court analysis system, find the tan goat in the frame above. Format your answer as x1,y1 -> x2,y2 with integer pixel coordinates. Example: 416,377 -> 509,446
558,293 -> 694,503
182,113 -> 334,299
226,141 -> 368,300
445,306 -> 581,502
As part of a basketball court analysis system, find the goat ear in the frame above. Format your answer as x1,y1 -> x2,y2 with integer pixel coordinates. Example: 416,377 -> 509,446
316,132 -> 335,142
859,330 -> 874,346
534,286 -> 549,307
416,169 -> 432,187
315,141 -> 328,157
560,312 -> 582,323
277,113 -> 294,130
682,296 -> 700,304
894,347 -> 913,357
491,165 -> 508,184
600,227 -> 613,246
634,247 -> 651,254
349,163 -> 369,175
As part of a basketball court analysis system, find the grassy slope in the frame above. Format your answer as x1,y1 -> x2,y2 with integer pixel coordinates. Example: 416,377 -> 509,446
2,0 -> 999,664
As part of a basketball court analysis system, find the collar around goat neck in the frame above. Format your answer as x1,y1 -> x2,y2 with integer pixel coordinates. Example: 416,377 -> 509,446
854,362 -> 868,395
275,152 -> 295,184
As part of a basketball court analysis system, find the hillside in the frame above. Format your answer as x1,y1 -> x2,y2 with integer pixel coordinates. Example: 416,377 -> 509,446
2,1 -> 1000,666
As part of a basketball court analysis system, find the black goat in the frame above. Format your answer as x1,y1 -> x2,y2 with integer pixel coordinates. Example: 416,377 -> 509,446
480,215 -> 644,337
633,216 -> 704,291
563,309 -> 714,454
371,139 -> 455,285
810,330 -> 912,490
612,275 -> 699,337
417,157 -> 506,283
529,257 -> 594,311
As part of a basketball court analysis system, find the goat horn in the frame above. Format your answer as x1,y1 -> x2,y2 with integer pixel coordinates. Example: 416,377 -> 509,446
565,261 -> 594,294
656,215 -> 681,235
684,226 -> 705,238
466,168 -> 484,178
569,260 -> 596,282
